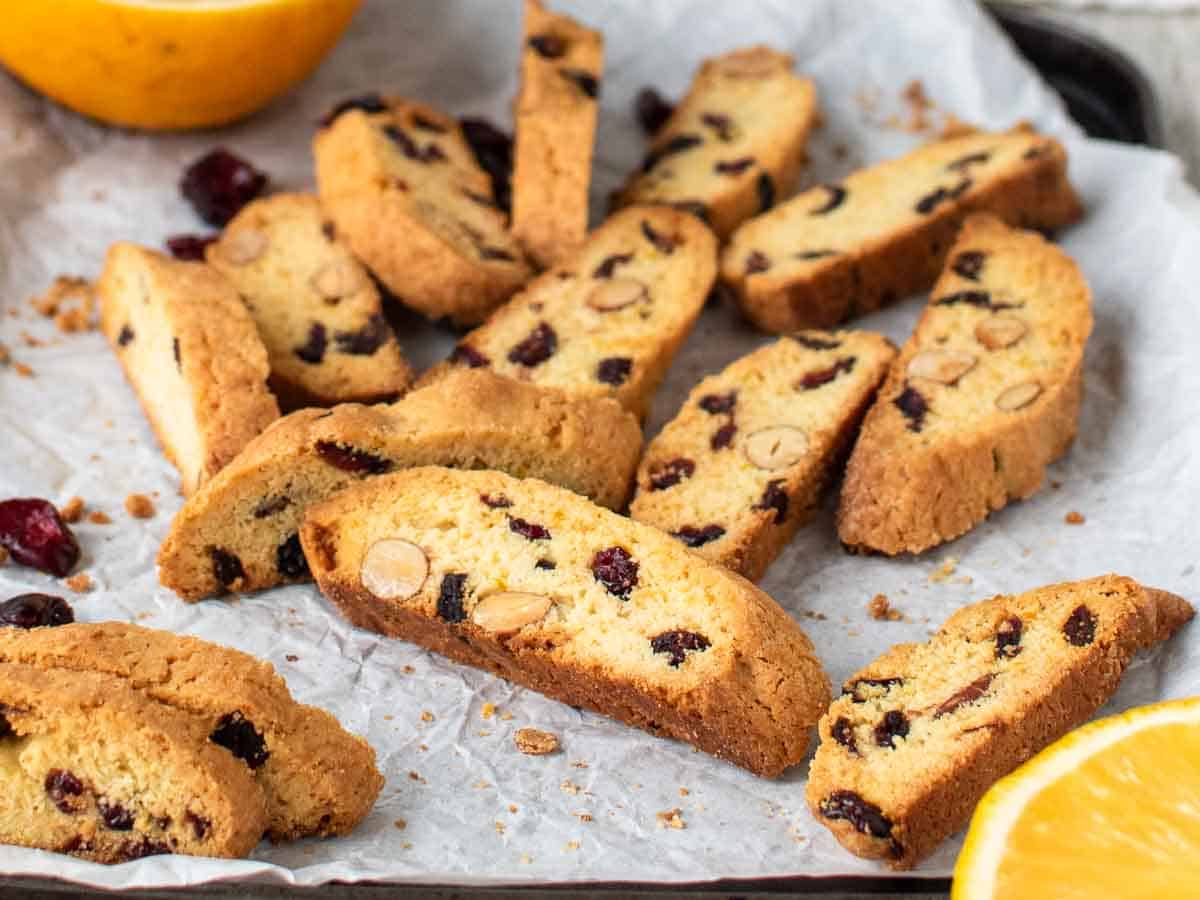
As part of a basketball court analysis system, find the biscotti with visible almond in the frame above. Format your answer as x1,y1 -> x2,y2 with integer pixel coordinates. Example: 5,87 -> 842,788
314,97 -> 532,326
511,0 -> 603,267
614,45 -> 818,239
98,242 -> 280,495
158,369 -> 643,601
420,205 -> 717,421
300,466 -> 831,777
721,125 -> 1083,332
0,622 -> 383,841
207,193 -> 412,409
630,330 -> 894,580
837,215 -> 1092,555
806,575 -> 1193,869
0,661 -> 268,863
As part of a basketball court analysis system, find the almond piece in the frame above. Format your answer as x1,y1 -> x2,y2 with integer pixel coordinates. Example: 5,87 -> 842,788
587,278 -> 647,312
472,591 -> 553,635
975,316 -> 1028,350
996,381 -> 1042,411
218,228 -> 269,266
743,426 -> 808,470
361,539 -> 428,600
310,259 -> 363,300
906,349 -> 977,385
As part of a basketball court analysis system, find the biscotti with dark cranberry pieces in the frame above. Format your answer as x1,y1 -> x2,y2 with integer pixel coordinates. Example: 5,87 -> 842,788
0,661 -> 268,862
419,205 -> 717,421
806,575 -> 1193,869
158,368 -> 643,601
207,193 -> 412,410
837,214 -> 1092,555
721,125 -> 1083,332
314,96 -> 532,326
511,0 -> 603,267
97,242 -> 279,495
629,330 -> 894,580
613,45 -> 818,239
300,466 -> 831,777
0,622 -> 383,841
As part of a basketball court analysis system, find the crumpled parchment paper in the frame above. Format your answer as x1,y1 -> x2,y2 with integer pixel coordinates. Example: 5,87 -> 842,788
1,0 -> 1198,889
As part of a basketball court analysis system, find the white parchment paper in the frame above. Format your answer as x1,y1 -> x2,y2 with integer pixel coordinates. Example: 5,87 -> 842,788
1,0 -> 1199,889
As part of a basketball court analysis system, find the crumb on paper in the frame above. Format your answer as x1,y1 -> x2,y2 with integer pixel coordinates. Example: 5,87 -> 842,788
656,808 -> 686,830
519,854 -> 532,865
868,593 -> 902,621
500,710 -> 514,721
515,727 -> 559,756
560,779 -> 581,795
393,818 -> 406,831
955,575 -> 973,585
0,343 -> 9,365
481,702 -> 495,720
679,787 -> 690,797
832,142 -> 850,161
88,510 -> 111,525
31,276 -> 96,331
401,841 -> 412,850
571,760 -> 588,769
285,654 -> 299,662
408,771 -> 425,784
801,609 -> 827,621
418,744 -> 428,752
382,714 -> 393,721
494,821 -> 506,835
124,493 -> 155,518
14,362 -> 33,377
59,496 -> 85,523
1065,510 -> 1086,525
134,611 -> 153,621
574,811 -> 593,823
1051,479 -> 1063,490
65,573 -> 93,593
564,840 -> 580,851
20,331 -> 44,348
508,804 -> 518,814
478,729 -> 491,737
473,779 -> 490,790
420,710 -> 434,723
929,556 -> 959,583
402,664 -> 415,674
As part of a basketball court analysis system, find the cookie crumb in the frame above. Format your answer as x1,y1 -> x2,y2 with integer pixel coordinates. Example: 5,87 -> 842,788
516,727 -> 559,756
88,511 -> 112,525
408,771 -> 425,783
382,714 -> 393,721
519,853 -> 533,865
679,787 -> 690,797
656,808 -> 686,830
65,573 -> 93,593
508,804 -> 518,814
285,654 -> 299,662
59,496 -> 85,523
929,556 -> 959,583
124,493 -> 155,518
868,593 -> 902,621
420,710 -> 434,723
31,276 -> 96,332
1051,480 -> 1063,490
0,343 -> 9,365
564,840 -> 580,851
481,701 -> 496,720
401,841 -> 413,850
560,779 -> 581,795
393,818 -> 407,830
575,811 -> 593,823
500,711 -> 514,721
14,362 -> 33,377
571,760 -> 588,769
402,664 -> 415,674
1065,510 -> 1085,525
494,821 -> 506,835
473,779 -> 490,789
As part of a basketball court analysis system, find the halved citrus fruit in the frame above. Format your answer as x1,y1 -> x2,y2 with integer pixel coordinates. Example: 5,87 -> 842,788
0,0 -> 361,131
953,697 -> 1200,898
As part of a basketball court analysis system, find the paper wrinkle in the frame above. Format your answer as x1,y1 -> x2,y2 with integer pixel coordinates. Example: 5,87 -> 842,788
0,0 -> 1198,888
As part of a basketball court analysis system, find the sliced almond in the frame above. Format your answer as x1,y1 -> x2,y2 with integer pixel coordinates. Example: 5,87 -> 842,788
975,315 -> 1028,350
310,259 -> 363,300
360,539 -> 428,600
996,381 -> 1042,411
472,591 -> 553,635
587,278 -> 647,312
218,229 -> 269,266
742,426 -> 808,470
906,349 -> 977,385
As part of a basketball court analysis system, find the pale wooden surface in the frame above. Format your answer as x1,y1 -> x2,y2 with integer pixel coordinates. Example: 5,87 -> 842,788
1,7 -> 1196,900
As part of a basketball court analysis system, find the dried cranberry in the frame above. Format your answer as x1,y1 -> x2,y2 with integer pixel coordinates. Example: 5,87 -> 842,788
635,88 -> 674,135
874,710 -> 910,748
252,495 -> 290,519
481,493 -> 512,509
831,717 -> 857,755
596,357 -> 632,386
209,710 -> 269,769
699,392 -> 737,414
295,322 -> 328,364
0,593 -> 74,629
508,516 -> 551,541
314,441 -> 391,475
535,559 -> 556,571
673,200 -> 709,223
995,617 -> 1023,658
915,178 -> 971,214
648,458 -> 695,491
508,323 -> 557,367
754,480 -> 789,524
700,112 -> 733,141
1024,144 -> 1051,160
894,385 -> 928,433
1063,605 -> 1096,646
561,69 -> 598,98
843,677 -> 903,702
591,547 -> 638,598
437,573 -> 468,622
276,534 -> 309,579
799,356 -> 856,390
715,157 -> 754,175
186,812 -> 212,840
173,337 -> 181,369
118,838 -> 170,861
529,34 -> 566,58
671,525 -> 725,548
0,713 -> 11,739
210,547 -> 244,588
819,791 -> 894,840
794,334 -> 841,351
934,290 -> 1016,311
951,251 -> 986,281
334,314 -> 389,355
166,234 -> 216,261
450,344 -> 490,368
641,134 -> 703,173
593,253 -> 634,279
756,173 -> 775,212
180,149 -> 268,227
383,124 -> 444,164
45,769 -> 85,813
116,324 -> 135,347
710,423 -> 737,451
641,220 -> 677,254
459,117 -> 512,213
744,251 -> 770,275
810,184 -> 846,215
98,799 -> 134,831
796,249 -> 837,260
0,499 -> 80,576
650,630 -> 710,667
934,674 -> 995,718
947,150 -> 991,172
412,113 -> 447,133
479,246 -> 515,262
320,92 -> 387,127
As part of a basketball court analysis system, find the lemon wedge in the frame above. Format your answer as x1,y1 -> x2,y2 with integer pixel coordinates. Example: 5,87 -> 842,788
954,697 -> 1200,899
0,0 -> 361,130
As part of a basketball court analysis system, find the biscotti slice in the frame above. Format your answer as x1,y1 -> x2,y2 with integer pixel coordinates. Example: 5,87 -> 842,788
510,0 -> 603,267
806,575 -> 1193,869
0,661 -> 269,863
614,46 -> 818,239
300,466 -> 830,777
630,330 -> 894,580
0,622 -> 382,841
314,97 -> 532,326
721,125 -> 1083,331
98,243 -> 280,495
206,193 -> 412,410
837,215 -> 1092,555
158,369 -> 642,601
420,205 -> 717,421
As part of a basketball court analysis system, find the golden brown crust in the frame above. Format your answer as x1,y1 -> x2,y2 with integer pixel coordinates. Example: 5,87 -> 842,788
301,466 -> 831,777
721,126 -> 1083,332
836,215 -> 1093,555
805,575 -> 1193,869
